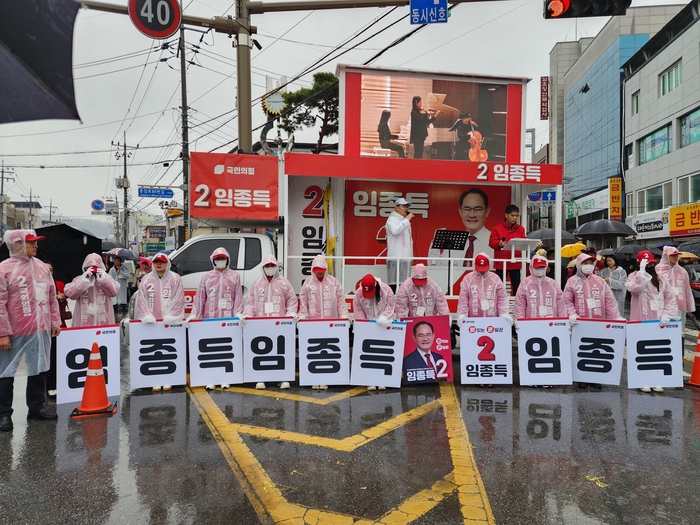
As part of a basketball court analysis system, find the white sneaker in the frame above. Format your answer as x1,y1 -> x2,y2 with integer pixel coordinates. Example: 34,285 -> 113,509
279,382 -> 291,389
221,384 -> 230,389
312,385 -> 321,390
319,385 -> 328,390
653,387 -> 664,393
47,389 -> 57,397
378,386 -> 386,390
367,386 -> 377,391
152,386 -> 162,393
255,382 -> 266,390
640,387 -> 652,393
205,385 -> 215,390
162,385 -> 172,391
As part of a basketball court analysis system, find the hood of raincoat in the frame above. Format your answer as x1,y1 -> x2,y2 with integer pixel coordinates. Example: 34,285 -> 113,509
210,247 -> 230,268
575,253 -> 596,275
82,253 -> 106,272
661,245 -> 680,266
152,253 -> 172,275
311,254 -> 328,272
530,254 -> 548,270
4,229 -> 41,260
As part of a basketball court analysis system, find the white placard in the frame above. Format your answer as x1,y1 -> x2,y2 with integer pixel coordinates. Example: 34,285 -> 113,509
517,319 -> 572,386
129,321 -> 187,390
350,320 -> 406,388
187,318 -> 244,387
298,319 -> 350,386
56,325 -> 121,405
242,317 -> 297,383
459,317 -> 513,385
626,320 -> 683,389
571,319 -> 626,385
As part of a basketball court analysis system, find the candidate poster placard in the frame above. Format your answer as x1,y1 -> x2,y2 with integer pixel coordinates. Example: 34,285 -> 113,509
350,320 -> 406,388
242,317 -> 296,384
56,325 -> 121,405
129,321 -> 187,390
459,316 -> 512,385
187,318 -> 244,387
517,319 -> 572,386
401,315 -> 453,385
626,320 -> 683,389
298,319 -> 350,386
571,319 -> 626,386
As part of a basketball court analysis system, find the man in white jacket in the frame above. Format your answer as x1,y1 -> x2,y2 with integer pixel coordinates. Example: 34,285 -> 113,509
385,197 -> 414,292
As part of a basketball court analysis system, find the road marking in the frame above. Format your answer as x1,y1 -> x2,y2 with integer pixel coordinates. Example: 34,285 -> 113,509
219,385 -> 369,405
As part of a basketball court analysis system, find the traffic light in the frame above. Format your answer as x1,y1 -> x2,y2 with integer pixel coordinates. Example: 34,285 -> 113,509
544,0 -> 632,19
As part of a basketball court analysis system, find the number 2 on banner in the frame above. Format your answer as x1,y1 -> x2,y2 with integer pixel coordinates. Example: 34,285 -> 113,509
141,0 -> 171,24
477,335 -> 496,361
194,184 -> 211,208
436,359 -> 448,379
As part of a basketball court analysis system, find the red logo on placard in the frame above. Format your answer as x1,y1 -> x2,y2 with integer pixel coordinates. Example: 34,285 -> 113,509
468,326 -> 477,334
549,322 -> 553,326
222,322 -> 226,327
276,321 -> 280,325
486,326 -> 494,333
606,324 -> 610,328
329,323 -> 334,327
96,331 -> 101,335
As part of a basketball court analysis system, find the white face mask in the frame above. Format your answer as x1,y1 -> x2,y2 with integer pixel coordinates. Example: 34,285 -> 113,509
532,267 -> 546,278
214,259 -> 227,269
263,266 -> 277,277
580,264 -> 594,275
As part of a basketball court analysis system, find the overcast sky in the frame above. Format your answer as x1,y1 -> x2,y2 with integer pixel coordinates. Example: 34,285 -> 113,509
0,0 -> 683,238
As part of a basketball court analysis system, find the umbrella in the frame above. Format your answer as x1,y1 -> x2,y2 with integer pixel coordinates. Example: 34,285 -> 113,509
561,242 -> 587,258
576,219 -> 637,237
679,251 -> 700,261
678,240 -> 700,253
598,248 -> 616,256
104,248 -> 139,261
0,224 -> 100,283
615,245 -> 662,257
102,239 -> 125,251
527,229 -> 578,243
0,0 -> 81,124
656,241 -> 677,249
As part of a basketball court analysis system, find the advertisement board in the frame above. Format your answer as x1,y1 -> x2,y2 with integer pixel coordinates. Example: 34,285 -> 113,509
630,209 -> 670,239
608,177 -> 622,221
669,202 -> 700,237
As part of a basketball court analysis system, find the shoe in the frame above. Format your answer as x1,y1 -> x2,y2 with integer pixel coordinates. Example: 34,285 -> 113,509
27,408 -> 58,420
279,382 -> 290,389
312,385 -> 320,390
541,385 -> 551,389
162,385 -> 172,391
367,386 -> 377,391
255,382 -> 266,390
480,384 -> 493,388
640,387 -> 652,393
0,417 -> 12,432
47,389 -> 57,398
577,382 -> 588,388
378,386 -> 386,390
319,385 -> 328,390
653,387 -> 664,393
205,385 -> 215,390
152,386 -> 162,393
590,383 -> 602,390
221,384 -> 230,389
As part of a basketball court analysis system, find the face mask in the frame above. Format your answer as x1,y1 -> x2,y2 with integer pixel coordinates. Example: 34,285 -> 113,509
263,266 -> 277,277
532,267 -> 546,278
214,259 -> 227,269
580,264 -> 594,275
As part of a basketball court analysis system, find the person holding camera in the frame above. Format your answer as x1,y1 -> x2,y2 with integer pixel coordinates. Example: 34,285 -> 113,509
65,253 -> 120,327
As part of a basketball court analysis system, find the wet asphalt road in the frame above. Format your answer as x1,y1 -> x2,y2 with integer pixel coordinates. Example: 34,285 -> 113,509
2,333 -> 700,525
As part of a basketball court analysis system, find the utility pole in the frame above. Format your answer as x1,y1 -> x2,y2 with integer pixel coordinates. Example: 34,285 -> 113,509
0,161 -> 15,235
114,133 -> 136,248
179,24 -> 190,246
47,200 -> 59,224
21,189 -> 38,230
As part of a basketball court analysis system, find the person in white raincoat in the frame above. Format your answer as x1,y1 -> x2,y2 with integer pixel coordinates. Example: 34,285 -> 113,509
599,254 -> 628,318
187,247 -> 243,390
108,256 -> 131,316
395,263 -> 449,319
385,197 -> 414,290
0,230 -> 61,431
64,253 -> 120,327
656,246 -> 695,333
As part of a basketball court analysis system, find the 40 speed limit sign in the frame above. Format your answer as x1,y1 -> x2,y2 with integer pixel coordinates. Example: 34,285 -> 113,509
128,0 -> 182,39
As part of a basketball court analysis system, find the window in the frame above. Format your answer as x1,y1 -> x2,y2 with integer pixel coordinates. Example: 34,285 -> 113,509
639,125 -> 672,165
637,189 -> 645,215
626,192 -> 634,217
170,239 -> 241,275
679,176 -> 689,205
646,185 -> 663,212
663,181 -> 672,208
681,107 -> 700,147
624,143 -> 634,170
631,91 -> 640,116
692,175 -> 700,203
660,61 -> 682,96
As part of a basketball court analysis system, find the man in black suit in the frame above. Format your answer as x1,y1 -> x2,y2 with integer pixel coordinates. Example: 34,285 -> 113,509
402,321 -> 447,385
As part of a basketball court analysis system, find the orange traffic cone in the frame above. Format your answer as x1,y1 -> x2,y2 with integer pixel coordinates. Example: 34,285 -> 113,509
685,334 -> 700,389
71,342 -> 118,418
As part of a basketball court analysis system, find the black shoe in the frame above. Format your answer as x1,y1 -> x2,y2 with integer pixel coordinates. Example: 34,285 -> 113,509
577,382 -> 588,388
27,408 -> 58,420
0,416 -> 12,431
590,383 -> 602,390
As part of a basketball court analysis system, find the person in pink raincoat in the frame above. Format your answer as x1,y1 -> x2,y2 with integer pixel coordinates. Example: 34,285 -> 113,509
0,230 -> 61,431
395,263 -> 450,319
241,255 -> 297,390
625,250 -> 678,393
457,253 -> 510,322
64,253 -> 120,327
515,255 -> 566,319
656,246 -> 695,333
137,252 -> 185,393
187,247 -> 243,391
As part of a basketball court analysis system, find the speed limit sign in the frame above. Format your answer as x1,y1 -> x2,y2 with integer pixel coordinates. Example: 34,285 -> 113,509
128,0 -> 182,40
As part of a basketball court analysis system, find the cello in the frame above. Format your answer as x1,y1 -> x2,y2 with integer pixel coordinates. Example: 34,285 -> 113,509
468,120 -> 488,162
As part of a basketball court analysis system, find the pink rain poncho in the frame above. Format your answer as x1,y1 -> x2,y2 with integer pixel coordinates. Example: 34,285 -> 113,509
395,264 -> 449,318
625,270 -> 678,321
656,246 -> 695,313
515,256 -> 566,319
564,254 -> 622,320
457,257 -> 508,317
242,255 -> 298,317
353,277 -> 395,322
190,247 -> 243,319
64,253 -> 120,327
137,255 -> 185,324
298,254 -> 348,319
0,230 -> 61,378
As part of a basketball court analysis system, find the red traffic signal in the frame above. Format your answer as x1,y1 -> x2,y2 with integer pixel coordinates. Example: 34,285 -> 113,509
544,0 -> 632,19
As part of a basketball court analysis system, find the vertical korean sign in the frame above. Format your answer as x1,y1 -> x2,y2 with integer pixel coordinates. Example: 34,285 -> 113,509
540,76 -> 549,120
189,152 -> 278,220
608,177 -> 622,221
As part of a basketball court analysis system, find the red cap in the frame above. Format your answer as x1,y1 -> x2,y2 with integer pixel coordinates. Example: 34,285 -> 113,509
25,233 -> 45,242
153,253 -> 169,263
475,254 -> 490,271
667,247 -> 681,256
532,256 -> 548,269
312,267 -> 326,274
411,264 -> 428,285
637,250 -> 657,264
360,274 -> 377,298
212,254 -> 228,260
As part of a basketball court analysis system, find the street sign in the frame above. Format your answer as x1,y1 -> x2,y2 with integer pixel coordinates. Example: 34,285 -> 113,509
528,192 -> 542,201
409,0 -> 448,24
90,199 -> 105,212
105,201 -> 119,215
138,187 -> 174,198
127,0 -> 182,40
542,190 -> 557,201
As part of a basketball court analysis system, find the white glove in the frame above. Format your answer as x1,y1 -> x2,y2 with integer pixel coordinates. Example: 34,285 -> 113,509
292,314 -> 299,323
238,314 -> 246,326
569,313 -> 579,327
185,315 -> 196,329
376,317 -> 392,328
458,315 -> 467,324
500,313 -> 514,327
142,314 -> 156,324
163,315 -> 181,326
639,259 -> 648,274
96,268 -> 107,280
659,317 -> 670,328
512,317 -> 519,330
82,270 -> 93,281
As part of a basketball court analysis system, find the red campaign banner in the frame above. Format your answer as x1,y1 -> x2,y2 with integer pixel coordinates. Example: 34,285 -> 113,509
189,152 -> 279,220
401,315 -> 453,385
285,153 -> 562,186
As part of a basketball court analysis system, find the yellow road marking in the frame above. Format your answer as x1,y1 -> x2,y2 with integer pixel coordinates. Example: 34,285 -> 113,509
218,385 -> 369,405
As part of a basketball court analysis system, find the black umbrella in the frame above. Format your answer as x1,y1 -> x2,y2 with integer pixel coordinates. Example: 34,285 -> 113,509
576,219 -> 637,237
678,240 -> 700,254
527,229 -> 578,243
102,239 -> 125,251
0,224 -> 100,283
615,244 -> 662,257
104,248 -> 139,261
0,0 -> 81,124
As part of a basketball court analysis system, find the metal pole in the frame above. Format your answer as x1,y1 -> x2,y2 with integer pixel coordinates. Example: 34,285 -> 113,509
237,0 -> 252,152
179,22 -> 190,245
123,132 -> 129,247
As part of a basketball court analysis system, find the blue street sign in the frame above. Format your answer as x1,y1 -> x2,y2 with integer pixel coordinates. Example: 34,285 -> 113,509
528,192 -> 542,201
409,0 -> 448,24
542,190 -> 557,201
91,199 -> 105,212
138,187 -> 174,199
